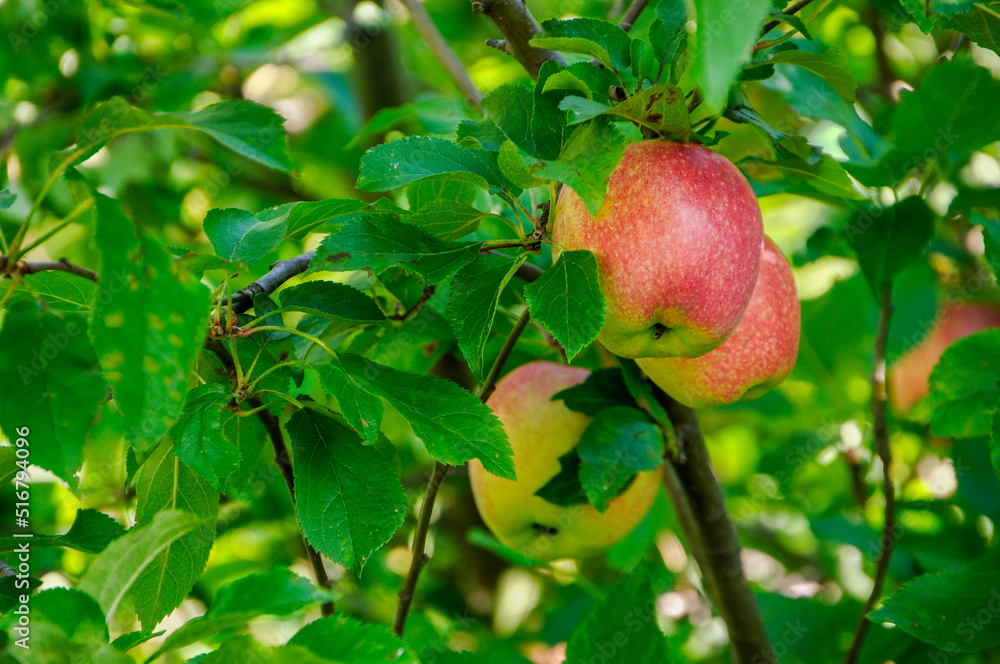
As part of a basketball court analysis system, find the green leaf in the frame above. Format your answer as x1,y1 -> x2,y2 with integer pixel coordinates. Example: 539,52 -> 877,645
14,270 -> 97,314
132,440 -> 219,630
554,367 -> 635,413
75,97 -> 292,173
0,508 -> 124,554
532,61 -> 571,161
78,510 -> 204,626
286,409 -> 406,576
650,0 -> 689,82
565,565 -> 672,663
406,200 -> 489,240
203,208 -> 289,265
315,359 -> 386,444
536,450 -> 588,507
534,120 -> 626,216
357,136 -> 510,193
542,71 -> 594,99
975,213 -> 1000,279
524,250 -> 606,361
311,215 -> 481,285
34,587 -> 109,643
112,630 -> 164,652
577,407 -> 664,512
448,253 -> 526,380
532,18 -> 631,71
91,194 -> 210,455
948,2 -> 1000,56
169,383 -> 240,491
691,0 -> 772,110
0,447 -> 17,490
498,141 -> 550,189
620,359 -> 671,428
151,568 -> 335,657
482,83 -> 535,154
0,189 -> 15,209
884,59 -> 1000,182
993,408 -> 1000,480
25,588 -> 133,664
279,281 -> 388,326
289,615 -> 419,664
588,84 -> 691,140
194,635 -> 335,664
334,353 -> 515,478
845,197 -> 936,293
920,329 -> 1000,438
0,300 -> 104,487
765,48 -> 857,103
272,198 -> 370,239
742,153 -> 862,200
869,570 -> 1000,652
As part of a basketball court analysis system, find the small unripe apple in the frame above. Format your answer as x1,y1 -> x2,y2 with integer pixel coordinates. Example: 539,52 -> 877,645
636,236 -> 799,409
468,362 -> 662,561
552,140 -> 764,359
890,302 -> 1000,412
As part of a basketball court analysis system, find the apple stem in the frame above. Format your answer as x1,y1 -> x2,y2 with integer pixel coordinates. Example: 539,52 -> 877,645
654,387 -> 777,664
844,284 -> 897,664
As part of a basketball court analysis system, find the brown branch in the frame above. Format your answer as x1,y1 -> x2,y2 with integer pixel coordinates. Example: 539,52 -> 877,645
224,251 -> 315,315
845,284 -> 897,664
760,0 -> 820,36
393,306 -> 532,635
661,461 -> 719,608
471,0 -> 565,79
204,339 -> 334,616
1,256 -> 99,282
398,0 -> 484,110
654,388 -> 776,664
618,0 -> 651,31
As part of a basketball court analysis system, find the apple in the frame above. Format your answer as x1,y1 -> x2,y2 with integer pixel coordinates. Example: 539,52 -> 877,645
636,236 -> 799,409
468,361 -> 663,561
552,140 -> 764,359
890,301 -> 1000,412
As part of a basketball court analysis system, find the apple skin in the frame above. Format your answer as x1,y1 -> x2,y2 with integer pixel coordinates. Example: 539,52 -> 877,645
552,140 -> 764,359
468,362 -> 663,561
890,302 -> 1000,412
636,236 -> 799,409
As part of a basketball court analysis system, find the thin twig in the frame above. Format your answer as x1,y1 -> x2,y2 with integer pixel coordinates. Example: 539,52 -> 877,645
204,339 -> 335,616
618,0 -> 651,31
1,256 -> 99,282
223,251 -> 315,315
661,461 -> 719,608
760,0 -> 820,36
392,306 -> 532,635
397,0 -> 484,110
654,388 -> 776,664
844,284 -> 897,664
471,0 -> 565,79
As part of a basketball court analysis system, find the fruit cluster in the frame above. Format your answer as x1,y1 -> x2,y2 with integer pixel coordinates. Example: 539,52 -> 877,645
471,140 -> 802,560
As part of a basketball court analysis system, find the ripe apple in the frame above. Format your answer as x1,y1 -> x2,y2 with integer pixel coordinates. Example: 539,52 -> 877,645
636,236 -> 800,409
468,361 -> 663,561
552,140 -> 764,359
890,301 -> 1000,412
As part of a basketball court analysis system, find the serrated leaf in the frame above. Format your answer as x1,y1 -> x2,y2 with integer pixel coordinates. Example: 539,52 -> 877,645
14,270 -> 98,314
542,71 -> 593,98
621,359 -> 671,428
532,61 -> 570,161
286,409 -> 406,576
524,250 -> 606,360
203,208 -> 288,265
449,253 -> 526,380
554,367 -> 636,413
535,450 -> 588,506
278,281 -> 388,326
766,48 -> 856,103
650,0 -> 689,82
169,383 -> 240,491
691,0 -> 772,110
310,215 -> 481,285
565,565 -> 672,663
335,353 -> 515,478
289,615 -> 419,664
498,141 -> 549,189
535,120 -> 626,216
0,508 -> 124,554
482,83 -> 535,154
598,84 -> 691,139
532,18 -> 631,71
0,300 -> 104,488
845,197 -> 935,293
195,635 -> 335,664
742,153 -> 862,200
34,588 -> 109,644
79,510 -> 204,625
91,194 -> 210,455
948,2 -> 1000,56
151,569 -> 335,658
314,360 -> 385,443
406,200 -> 489,240
264,198 -> 370,239
920,329 -> 1000,438
869,570 -> 1000,652
131,441 -> 218,630
577,407 -> 664,512
357,136 -> 510,193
